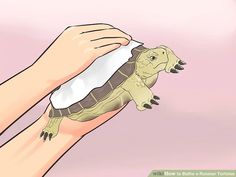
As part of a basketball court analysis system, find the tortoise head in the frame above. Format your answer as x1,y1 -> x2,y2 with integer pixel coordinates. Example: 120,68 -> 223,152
135,45 -> 186,78
159,45 -> 186,73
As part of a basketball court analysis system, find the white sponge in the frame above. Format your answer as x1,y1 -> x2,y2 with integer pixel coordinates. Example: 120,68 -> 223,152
50,40 -> 142,109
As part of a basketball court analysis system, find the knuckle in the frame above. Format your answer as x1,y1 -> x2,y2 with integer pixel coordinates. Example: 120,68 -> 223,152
123,37 -> 130,42
119,38 -> 129,44
112,27 -> 121,32
102,23 -> 113,28
64,25 -> 79,33
65,25 -> 74,31
112,28 -> 131,39
99,23 -> 113,28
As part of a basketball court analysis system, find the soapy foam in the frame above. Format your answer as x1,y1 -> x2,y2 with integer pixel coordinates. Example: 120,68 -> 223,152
50,40 -> 142,109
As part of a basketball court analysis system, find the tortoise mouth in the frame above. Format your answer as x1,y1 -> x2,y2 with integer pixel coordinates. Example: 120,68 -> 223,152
154,61 -> 168,69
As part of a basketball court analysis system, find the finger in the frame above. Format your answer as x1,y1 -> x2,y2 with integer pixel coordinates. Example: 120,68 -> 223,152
95,43 -> 121,57
91,37 -> 130,47
78,24 -> 114,33
66,23 -> 114,34
82,28 -> 132,44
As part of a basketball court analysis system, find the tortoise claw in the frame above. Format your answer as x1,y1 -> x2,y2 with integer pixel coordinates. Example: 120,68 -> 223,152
49,133 -> 53,141
153,95 -> 160,100
178,60 -> 186,65
143,104 -> 152,109
170,68 -> 178,73
150,99 -> 159,105
174,64 -> 184,70
43,132 -> 48,141
40,131 -> 44,138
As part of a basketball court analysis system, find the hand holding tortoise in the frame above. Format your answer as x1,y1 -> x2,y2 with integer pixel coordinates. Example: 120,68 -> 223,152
35,23 -> 132,87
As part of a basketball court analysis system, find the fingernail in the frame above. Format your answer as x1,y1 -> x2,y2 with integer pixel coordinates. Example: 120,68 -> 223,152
123,39 -> 130,46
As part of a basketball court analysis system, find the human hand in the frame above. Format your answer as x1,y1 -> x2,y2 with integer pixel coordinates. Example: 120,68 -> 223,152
0,103 -> 124,177
34,23 -> 132,87
0,23 -> 131,177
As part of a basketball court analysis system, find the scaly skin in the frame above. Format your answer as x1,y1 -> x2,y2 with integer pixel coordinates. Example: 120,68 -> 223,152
41,45 -> 186,141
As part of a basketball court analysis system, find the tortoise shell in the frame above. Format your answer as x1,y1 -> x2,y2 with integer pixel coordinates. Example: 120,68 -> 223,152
49,45 -> 147,117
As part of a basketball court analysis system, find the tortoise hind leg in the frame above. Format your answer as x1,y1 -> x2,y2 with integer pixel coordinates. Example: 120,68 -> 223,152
40,117 -> 63,141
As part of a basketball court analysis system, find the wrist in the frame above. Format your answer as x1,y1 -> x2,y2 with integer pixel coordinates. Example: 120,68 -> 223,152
31,59 -> 62,92
0,115 -> 81,177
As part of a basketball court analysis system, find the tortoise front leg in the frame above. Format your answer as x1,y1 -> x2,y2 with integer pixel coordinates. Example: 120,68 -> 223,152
121,73 -> 159,111
143,73 -> 159,88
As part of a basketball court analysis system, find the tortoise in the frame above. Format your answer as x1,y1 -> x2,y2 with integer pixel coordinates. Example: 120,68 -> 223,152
40,44 -> 186,141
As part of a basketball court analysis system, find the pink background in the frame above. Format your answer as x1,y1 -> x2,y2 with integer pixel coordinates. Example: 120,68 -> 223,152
0,0 -> 236,176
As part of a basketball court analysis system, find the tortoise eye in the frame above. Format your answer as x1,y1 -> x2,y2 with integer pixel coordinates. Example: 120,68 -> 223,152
150,56 -> 156,61
162,51 -> 165,54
